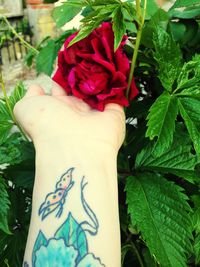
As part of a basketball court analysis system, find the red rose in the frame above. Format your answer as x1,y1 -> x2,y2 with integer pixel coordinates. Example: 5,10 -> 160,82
53,22 -> 138,111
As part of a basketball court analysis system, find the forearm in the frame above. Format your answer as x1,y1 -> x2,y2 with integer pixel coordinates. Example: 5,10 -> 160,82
24,139 -> 121,267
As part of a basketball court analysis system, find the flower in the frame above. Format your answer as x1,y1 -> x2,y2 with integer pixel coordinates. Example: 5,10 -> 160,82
53,22 -> 138,111
34,238 -> 105,267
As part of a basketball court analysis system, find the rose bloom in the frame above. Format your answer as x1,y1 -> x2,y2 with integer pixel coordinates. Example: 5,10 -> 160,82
53,22 -> 138,111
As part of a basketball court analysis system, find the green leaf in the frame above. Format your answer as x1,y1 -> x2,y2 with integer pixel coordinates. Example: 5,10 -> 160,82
169,20 -> 199,45
9,82 -> 26,110
32,231 -> 48,265
178,98 -> 200,157
141,8 -> 169,48
0,177 -> 11,234
68,19 -> 103,47
141,0 -> 159,18
126,173 -> 192,267
171,0 -> 200,8
0,100 -> 10,121
146,92 -> 178,155
112,6 -> 126,51
52,3 -> 82,28
0,121 -> 13,144
175,55 -> 200,95
169,6 -> 200,19
136,130 -> 199,183
153,26 -> 182,91
0,187 -> 32,267
36,40 -> 59,76
194,234 -> 200,264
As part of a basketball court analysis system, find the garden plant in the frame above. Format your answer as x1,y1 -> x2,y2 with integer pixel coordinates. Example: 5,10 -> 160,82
0,0 -> 200,266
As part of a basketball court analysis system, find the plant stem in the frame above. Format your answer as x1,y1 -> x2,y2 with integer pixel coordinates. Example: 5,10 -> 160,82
126,0 -> 147,98
130,240 -> 145,267
0,71 -> 29,141
2,17 -> 38,54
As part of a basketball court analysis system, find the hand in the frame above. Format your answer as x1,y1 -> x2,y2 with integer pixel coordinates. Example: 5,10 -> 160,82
14,83 -> 126,153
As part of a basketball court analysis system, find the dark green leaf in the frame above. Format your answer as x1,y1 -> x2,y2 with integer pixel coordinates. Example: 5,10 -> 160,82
169,6 -> 200,19
153,26 -> 182,91
112,6 -> 126,51
178,98 -> 200,157
136,130 -> 199,183
0,177 -> 10,234
126,173 -> 192,267
36,40 -> 59,76
169,20 -> 199,45
146,92 -> 178,155
52,3 -> 82,28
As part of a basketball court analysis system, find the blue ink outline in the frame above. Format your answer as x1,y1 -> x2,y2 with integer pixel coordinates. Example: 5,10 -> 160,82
38,167 -> 75,220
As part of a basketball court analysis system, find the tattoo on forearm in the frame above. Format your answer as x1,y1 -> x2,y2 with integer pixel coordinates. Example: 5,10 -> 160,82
25,168 -> 105,267
38,167 -> 74,220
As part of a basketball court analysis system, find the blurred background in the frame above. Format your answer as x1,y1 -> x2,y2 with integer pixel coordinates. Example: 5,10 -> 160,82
0,0 -> 174,91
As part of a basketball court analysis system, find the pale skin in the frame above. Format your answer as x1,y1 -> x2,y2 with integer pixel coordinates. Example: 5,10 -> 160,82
14,83 -> 126,267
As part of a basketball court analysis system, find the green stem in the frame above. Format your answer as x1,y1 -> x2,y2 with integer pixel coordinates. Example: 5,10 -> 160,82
2,17 -> 38,54
130,240 -> 145,267
126,0 -> 147,98
0,71 -> 29,141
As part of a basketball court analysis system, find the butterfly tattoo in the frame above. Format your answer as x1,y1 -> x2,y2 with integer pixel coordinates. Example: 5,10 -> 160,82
39,167 -> 75,220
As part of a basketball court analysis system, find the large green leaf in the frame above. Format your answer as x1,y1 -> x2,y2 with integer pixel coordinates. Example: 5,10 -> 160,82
0,177 -> 11,234
136,131 -> 199,183
36,40 -> 60,76
126,173 -> 192,267
146,92 -> 178,155
52,2 -> 83,28
153,26 -> 182,91
178,97 -> 200,157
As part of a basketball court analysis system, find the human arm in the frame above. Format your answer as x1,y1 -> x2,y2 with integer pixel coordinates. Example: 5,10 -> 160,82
14,83 -> 125,267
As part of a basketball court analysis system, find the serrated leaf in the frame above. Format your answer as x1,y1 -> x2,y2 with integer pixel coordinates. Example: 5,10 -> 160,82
175,55 -> 200,96
171,0 -> 200,8
52,3 -> 82,28
68,19 -> 103,47
153,27 -> 182,91
146,92 -> 178,155
36,40 -> 59,76
0,177 -> 11,234
0,121 -> 13,144
9,82 -> 26,110
178,98 -> 200,158
194,234 -> 200,264
126,173 -> 192,267
0,100 -> 10,120
136,131 -> 199,183
112,6 -> 126,51
141,8 -> 169,48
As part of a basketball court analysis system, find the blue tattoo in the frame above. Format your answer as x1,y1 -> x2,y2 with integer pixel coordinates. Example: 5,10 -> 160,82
38,167 -> 75,220
29,170 -> 105,267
